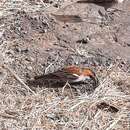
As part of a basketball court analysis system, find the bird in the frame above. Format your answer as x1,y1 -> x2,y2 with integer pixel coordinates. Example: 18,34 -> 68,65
27,65 -> 99,88
77,0 -> 125,10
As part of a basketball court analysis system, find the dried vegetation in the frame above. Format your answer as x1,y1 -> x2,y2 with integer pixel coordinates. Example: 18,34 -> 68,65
0,0 -> 130,130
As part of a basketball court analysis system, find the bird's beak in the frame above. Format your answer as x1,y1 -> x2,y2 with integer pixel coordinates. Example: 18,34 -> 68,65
90,75 -> 99,86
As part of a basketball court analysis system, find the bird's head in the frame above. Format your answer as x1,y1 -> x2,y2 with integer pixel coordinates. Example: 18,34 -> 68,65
81,68 -> 99,86
64,65 -> 99,86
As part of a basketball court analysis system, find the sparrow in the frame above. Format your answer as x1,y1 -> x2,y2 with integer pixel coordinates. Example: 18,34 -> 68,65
27,66 -> 99,87
77,0 -> 124,10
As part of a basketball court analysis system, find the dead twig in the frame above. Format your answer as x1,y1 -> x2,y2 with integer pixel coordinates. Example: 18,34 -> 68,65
2,64 -> 36,95
62,81 -> 74,98
105,107 -> 128,130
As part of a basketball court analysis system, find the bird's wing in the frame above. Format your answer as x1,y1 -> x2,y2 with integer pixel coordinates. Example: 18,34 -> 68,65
34,69 -> 78,83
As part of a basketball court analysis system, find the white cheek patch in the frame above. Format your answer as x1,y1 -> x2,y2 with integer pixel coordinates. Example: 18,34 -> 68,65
116,0 -> 124,3
73,74 -> 79,77
72,74 -> 90,82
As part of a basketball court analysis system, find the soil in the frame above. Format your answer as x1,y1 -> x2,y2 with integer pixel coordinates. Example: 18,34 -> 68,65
0,0 -> 130,129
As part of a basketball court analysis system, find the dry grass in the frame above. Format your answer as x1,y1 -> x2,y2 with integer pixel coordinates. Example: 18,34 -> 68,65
0,0 -> 130,130
0,59 -> 129,129
2,65 -> 130,129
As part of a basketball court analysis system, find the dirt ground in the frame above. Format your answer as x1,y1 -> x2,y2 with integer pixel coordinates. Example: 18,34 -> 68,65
0,0 -> 130,130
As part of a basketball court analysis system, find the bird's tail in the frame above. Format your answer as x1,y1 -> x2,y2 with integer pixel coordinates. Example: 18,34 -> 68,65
26,75 -> 45,87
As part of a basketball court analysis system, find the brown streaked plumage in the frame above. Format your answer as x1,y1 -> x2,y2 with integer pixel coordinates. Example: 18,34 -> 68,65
27,65 -> 99,87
